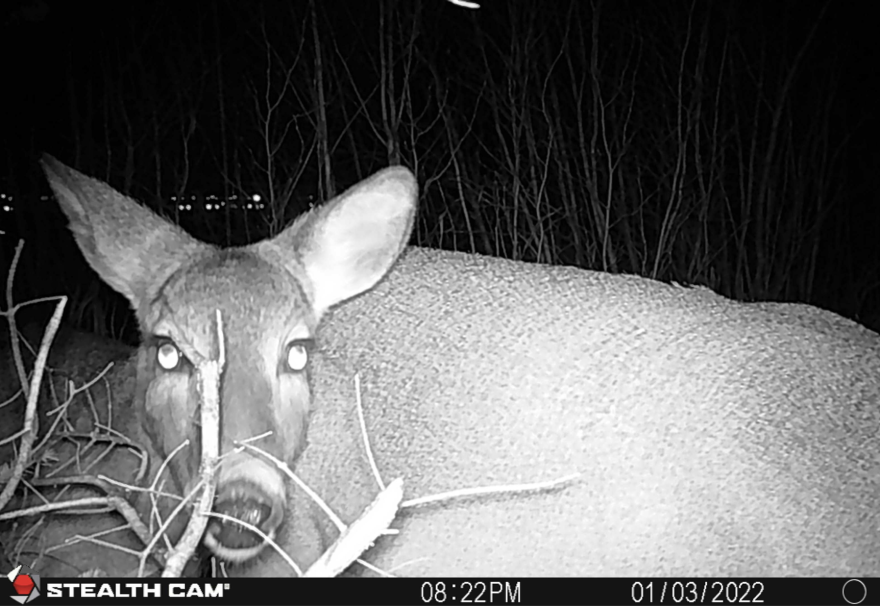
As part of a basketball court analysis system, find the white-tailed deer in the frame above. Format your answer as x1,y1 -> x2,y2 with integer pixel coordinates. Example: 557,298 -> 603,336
7,155 -> 880,576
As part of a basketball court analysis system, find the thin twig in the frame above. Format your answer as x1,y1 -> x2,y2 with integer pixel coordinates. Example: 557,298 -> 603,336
161,310 -> 225,577
0,495 -> 151,548
0,297 -> 67,512
354,374 -> 386,491
402,473 -> 582,509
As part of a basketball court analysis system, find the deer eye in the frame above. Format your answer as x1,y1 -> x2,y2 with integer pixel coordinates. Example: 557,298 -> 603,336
157,341 -> 182,371
285,340 -> 310,373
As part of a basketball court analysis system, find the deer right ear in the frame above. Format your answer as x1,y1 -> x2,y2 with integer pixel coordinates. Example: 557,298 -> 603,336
254,166 -> 417,319
41,155 -> 209,313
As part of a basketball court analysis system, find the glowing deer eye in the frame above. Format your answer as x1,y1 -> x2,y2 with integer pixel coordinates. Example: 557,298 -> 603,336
157,342 -> 181,371
286,342 -> 309,372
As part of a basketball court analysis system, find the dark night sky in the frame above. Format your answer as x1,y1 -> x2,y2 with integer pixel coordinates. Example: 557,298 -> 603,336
3,1 -> 876,181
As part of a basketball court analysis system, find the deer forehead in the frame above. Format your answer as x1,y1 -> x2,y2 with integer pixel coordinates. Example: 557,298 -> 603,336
146,250 -> 316,358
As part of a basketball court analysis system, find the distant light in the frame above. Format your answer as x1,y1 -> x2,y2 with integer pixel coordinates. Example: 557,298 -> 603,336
251,193 -> 261,202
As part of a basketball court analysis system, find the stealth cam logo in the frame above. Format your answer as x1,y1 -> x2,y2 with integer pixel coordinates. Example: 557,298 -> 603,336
6,565 -> 40,604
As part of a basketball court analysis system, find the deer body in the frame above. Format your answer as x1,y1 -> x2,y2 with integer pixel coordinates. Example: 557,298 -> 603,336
254,247 -> 880,576
4,156 -> 877,577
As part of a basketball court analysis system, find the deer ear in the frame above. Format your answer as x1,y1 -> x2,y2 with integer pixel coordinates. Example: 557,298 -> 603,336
41,154 -> 209,313
253,166 -> 417,319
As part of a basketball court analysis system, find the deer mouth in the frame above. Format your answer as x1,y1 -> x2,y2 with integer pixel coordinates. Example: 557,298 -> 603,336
203,456 -> 286,563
